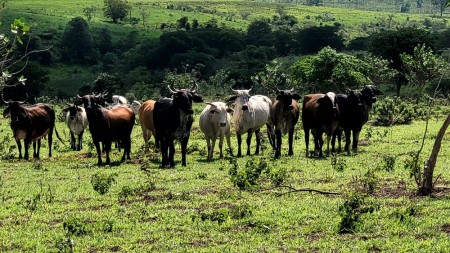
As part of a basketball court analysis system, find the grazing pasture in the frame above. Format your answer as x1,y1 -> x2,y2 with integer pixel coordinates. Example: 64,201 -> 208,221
0,102 -> 449,252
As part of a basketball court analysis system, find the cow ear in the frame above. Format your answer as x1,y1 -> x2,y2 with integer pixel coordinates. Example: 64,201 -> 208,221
292,94 -> 301,100
192,94 -> 203,103
276,94 -> 282,100
74,100 -> 83,106
225,95 -> 237,103
76,107 -> 83,112
226,108 -> 234,113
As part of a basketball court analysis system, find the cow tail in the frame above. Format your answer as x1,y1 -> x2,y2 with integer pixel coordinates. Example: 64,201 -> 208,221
54,126 -> 65,145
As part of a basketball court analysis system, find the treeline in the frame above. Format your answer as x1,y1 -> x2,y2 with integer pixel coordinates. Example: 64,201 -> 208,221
4,13 -> 450,102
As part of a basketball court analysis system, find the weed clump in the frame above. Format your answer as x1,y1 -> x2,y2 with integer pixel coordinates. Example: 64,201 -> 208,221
63,218 -> 90,236
338,193 -> 377,233
228,158 -> 285,190
91,172 -> 117,195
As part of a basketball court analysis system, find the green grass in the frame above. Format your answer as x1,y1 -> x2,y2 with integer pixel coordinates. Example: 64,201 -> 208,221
0,103 -> 449,252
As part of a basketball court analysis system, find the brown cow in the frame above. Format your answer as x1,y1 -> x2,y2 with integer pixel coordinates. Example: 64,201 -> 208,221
138,100 -> 158,150
302,92 -> 339,157
2,94 -> 63,160
270,88 -> 300,158
75,94 -> 135,165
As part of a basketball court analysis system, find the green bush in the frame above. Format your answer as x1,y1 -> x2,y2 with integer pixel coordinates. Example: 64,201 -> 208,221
372,97 -> 415,126
91,172 -> 117,195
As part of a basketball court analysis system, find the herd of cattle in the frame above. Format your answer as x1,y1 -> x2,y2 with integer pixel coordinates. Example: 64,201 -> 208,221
1,83 -> 383,167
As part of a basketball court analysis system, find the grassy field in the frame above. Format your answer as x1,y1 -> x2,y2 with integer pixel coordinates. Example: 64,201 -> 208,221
0,102 -> 449,252
4,0 -> 450,38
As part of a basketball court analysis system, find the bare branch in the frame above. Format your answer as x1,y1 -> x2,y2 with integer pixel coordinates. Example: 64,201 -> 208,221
271,185 -> 340,196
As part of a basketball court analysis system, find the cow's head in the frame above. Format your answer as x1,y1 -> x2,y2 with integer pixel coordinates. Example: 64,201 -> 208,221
168,81 -> 203,114
206,102 -> 233,127
346,90 -> 365,110
276,88 -> 300,111
360,85 -> 383,104
226,87 -> 252,111
66,103 -> 84,120
2,93 -> 28,122
75,91 -> 108,112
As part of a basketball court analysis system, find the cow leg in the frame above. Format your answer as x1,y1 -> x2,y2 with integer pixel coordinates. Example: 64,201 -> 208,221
94,141 -> 103,165
344,129 -> 351,156
206,137 -> 212,160
70,132 -> 76,150
126,136 -> 131,160
218,133 -> 224,159
352,129 -> 360,154
16,139 -> 22,159
36,139 -> 41,159
237,132 -> 242,157
288,127 -> 295,156
160,137 -> 168,167
33,141 -> 37,158
105,141 -> 111,165
48,128 -> 53,158
77,131 -> 83,151
274,129 -> 282,158
170,138 -> 177,167
141,125 -> 149,151
266,123 -> 275,150
331,130 -> 337,153
304,128 -> 310,157
24,139 -> 30,160
337,130 -> 342,153
248,129 -> 255,155
326,133 -> 331,157
211,137 -> 217,160
226,130 -> 233,156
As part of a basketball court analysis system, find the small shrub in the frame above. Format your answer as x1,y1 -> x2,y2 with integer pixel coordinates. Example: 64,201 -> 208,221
230,203 -> 253,219
102,220 -> 114,233
338,193 -> 377,233
55,237 -> 75,253
269,166 -> 287,186
363,169 -> 377,194
195,208 -> 230,225
392,205 -> 418,224
91,172 -> 117,195
372,97 -> 415,126
196,172 -> 208,179
331,155 -> 347,172
228,158 -> 267,190
63,218 -> 89,236
381,155 -> 396,172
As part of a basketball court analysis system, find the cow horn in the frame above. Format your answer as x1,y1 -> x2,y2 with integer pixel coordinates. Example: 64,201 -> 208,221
276,87 -> 281,93
101,91 -> 108,97
77,94 -> 83,99
248,85 -> 253,92
168,84 -> 177,94
1,93 -> 10,104
18,93 -> 28,104
190,80 -> 198,93
290,88 -> 295,93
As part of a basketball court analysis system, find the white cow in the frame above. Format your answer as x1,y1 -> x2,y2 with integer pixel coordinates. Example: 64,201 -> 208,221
65,103 -> 89,150
112,95 -> 127,105
199,102 -> 234,160
226,88 -> 274,156
130,100 -> 141,116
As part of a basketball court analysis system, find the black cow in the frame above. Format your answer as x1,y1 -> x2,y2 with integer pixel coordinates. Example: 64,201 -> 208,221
302,92 -> 340,157
75,94 -> 135,165
332,85 -> 383,155
2,93 -> 63,160
153,81 -> 203,167
270,88 -> 300,158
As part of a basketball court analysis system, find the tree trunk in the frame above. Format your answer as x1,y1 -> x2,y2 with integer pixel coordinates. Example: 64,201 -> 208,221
419,114 -> 450,195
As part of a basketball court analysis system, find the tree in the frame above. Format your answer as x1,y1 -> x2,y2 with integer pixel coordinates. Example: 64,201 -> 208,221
246,20 -> 274,47
96,28 -> 113,55
103,0 -> 131,23
289,47 -> 372,93
368,28 -> 436,96
292,24 -> 344,55
139,8 -> 149,27
432,0 -> 447,16
0,18 -> 30,92
83,6 -> 97,23
177,16 -> 189,30
401,44 -> 448,101
61,17 -> 95,63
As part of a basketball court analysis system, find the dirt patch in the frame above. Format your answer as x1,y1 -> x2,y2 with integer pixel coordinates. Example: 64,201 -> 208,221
75,204 -> 112,212
110,246 -> 121,252
76,153 -> 94,158
439,224 -> 450,234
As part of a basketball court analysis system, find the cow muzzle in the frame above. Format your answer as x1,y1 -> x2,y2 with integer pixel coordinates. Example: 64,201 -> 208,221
220,122 -> 226,127
242,105 -> 248,111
